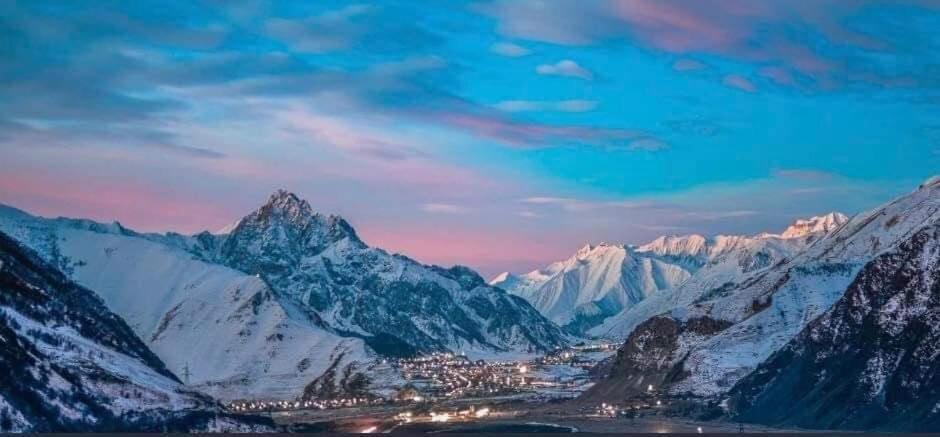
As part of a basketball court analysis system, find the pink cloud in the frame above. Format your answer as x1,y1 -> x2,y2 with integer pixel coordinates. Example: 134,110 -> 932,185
722,74 -> 758,93
610,0 -> 762,53
672,58 -> 707,72
433,112 -> 641,148
491,0 -> 940,90
758,66 -> 796,86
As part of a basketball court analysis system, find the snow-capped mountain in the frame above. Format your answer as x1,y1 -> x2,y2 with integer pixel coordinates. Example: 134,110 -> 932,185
0,203 -> 371,403
0,190 -> 566,401
779,212 -> 849,239
729,221 -> 940,431
591,215 -> 847,339
492,243 -> 693,333
493,213 -> 847,334
199,190 -> 567,356
0,231 -> 271,432
586,177 -> 940,402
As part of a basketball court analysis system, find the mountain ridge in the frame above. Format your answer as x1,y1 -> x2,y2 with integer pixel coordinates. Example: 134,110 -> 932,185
0,190 -> 567,401
492,212 -> 848,334
0,230 -> 272,432
584,178 -> 940,405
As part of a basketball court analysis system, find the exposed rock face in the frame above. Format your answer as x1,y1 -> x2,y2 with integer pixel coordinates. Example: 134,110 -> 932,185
0,190 -> 566,402
205,190 -> 567,356
0,231 -> 271,432
583,178 -> 940,404
0,202 -> 371,403
728,223 -> 940,431
580,315 -> 731,403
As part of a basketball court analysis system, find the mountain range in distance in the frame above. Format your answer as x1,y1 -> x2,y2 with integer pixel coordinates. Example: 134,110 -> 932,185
491,212 -> 848,335
0,190 -> 566,403
1,176 -> 938,432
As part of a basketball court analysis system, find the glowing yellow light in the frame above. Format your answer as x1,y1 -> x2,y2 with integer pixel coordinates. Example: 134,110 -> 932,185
360,426 -> 377,433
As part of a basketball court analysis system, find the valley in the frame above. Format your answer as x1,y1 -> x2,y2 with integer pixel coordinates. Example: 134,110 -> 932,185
2,178 -> 939,432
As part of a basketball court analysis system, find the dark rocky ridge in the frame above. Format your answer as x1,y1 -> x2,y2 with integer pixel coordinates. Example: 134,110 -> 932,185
0,231 -> 272,432
728,223 -> 940,431
198,190 -> 567,355
580,315 -> 731,403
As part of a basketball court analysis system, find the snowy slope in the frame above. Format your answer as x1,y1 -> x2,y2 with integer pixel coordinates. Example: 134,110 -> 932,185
590,219 -> 841,339
199,190 -> 568,355
0,205 -> 370,402
591,177 -> 940,400
493,243 -> 693,333
497,214 -> 845,335
729,222 -> 940,431
0,190 -> 566,400
0,231 -> 271,432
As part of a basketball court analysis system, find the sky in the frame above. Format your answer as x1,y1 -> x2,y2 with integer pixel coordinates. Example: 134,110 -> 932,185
1,0 -> 939,278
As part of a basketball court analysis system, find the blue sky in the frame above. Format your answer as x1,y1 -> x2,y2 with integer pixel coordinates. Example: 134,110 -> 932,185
1,0 -> 939,276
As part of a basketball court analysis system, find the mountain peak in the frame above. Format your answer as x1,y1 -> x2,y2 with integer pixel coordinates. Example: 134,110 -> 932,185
780,212 -> 848,239
636,234 -> 708,257
261,189 -> 313,217
218,190 -> 363,273
575,242 -> 620,257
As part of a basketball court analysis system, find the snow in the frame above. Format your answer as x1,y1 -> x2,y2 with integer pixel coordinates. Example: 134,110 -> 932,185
0,192 -> 565,402
1,306 -> 198,415
779,212 -> 848,239
658,180 -> 940,396
494,243 -> 693,328
500,211 -> 847,335
0,207 -> 371,402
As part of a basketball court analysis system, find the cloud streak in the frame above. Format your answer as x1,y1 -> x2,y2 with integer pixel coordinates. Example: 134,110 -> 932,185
494,100 -> 597,113
536,60 -> 593,80
483,0 -> 940,92
490,42 -> 531,57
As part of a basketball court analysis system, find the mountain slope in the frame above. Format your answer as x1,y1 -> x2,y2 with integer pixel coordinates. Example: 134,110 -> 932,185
0,231 -> 270,432
496,214 -> 845,335
585,178 -> 939,401
590,217 -> 844,339
492,243 -> 693,333
200,190 -> 567,355
728,222 -> 940,431
0,204 -> 370,402
0,190 -> 566,400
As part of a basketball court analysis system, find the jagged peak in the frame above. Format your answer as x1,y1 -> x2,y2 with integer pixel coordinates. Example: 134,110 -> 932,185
636,234 -> 708,256
226,189 -> 363,247
779,212 -> 848,239
261,189 -> 313,217
575,242 -> 623,258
